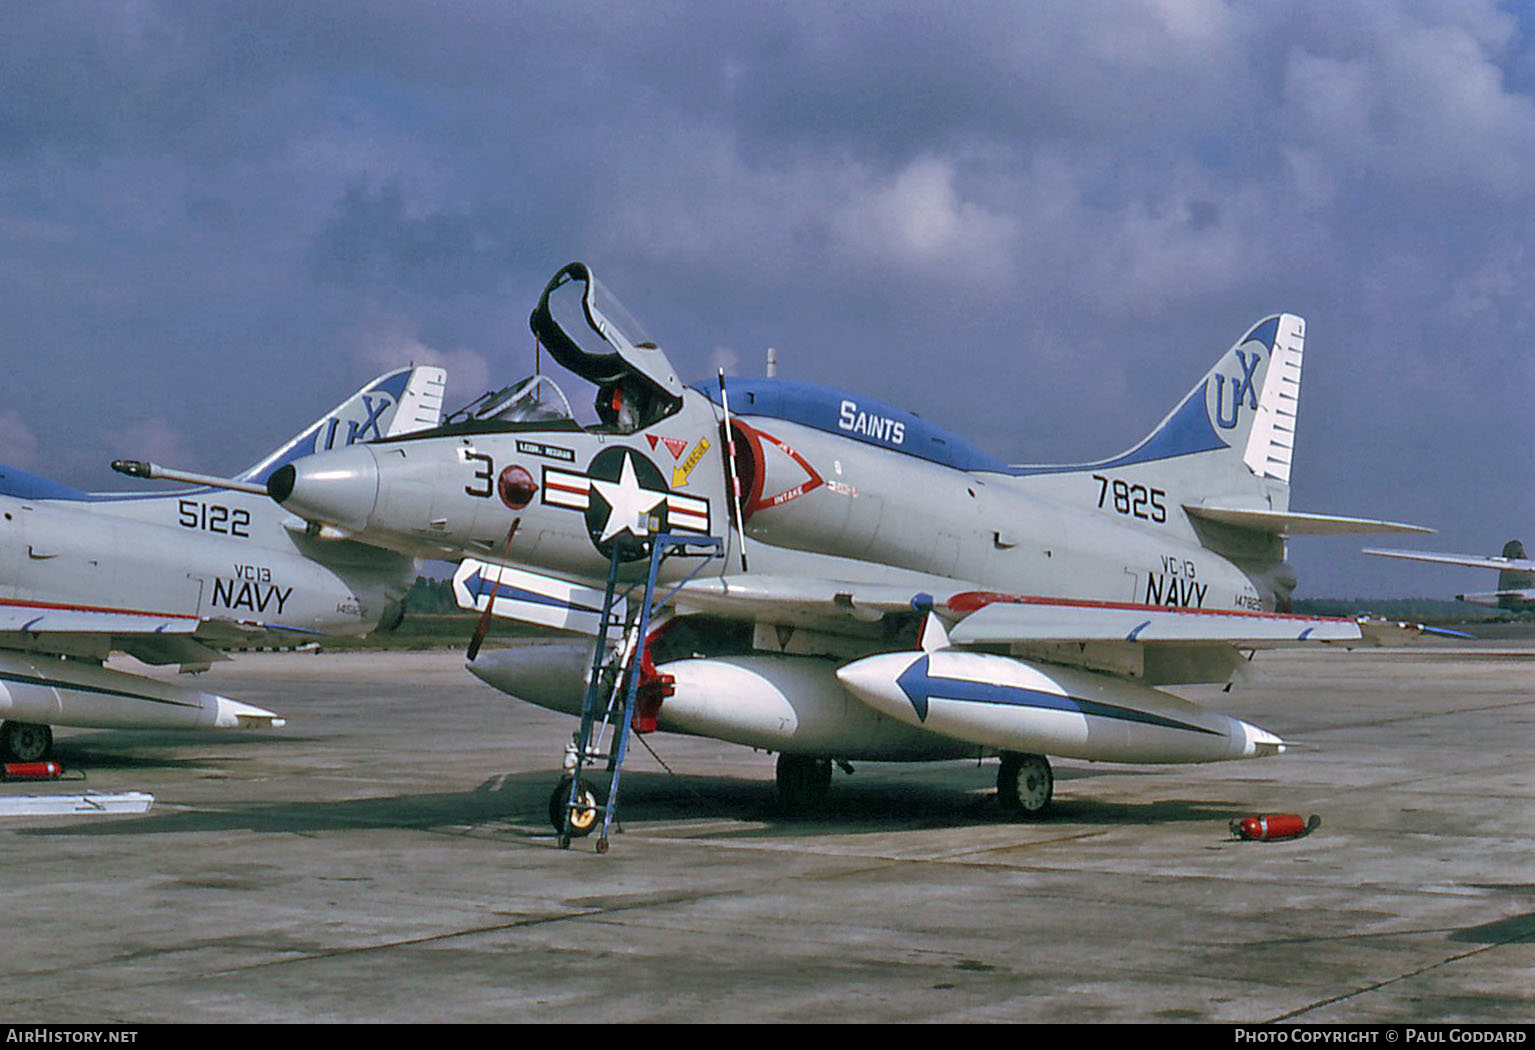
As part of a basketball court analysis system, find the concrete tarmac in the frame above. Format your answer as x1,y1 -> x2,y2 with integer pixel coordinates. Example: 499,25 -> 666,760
1,642 -> 1531,1024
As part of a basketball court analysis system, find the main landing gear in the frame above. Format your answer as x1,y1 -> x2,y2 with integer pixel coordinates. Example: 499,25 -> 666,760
773,752 -> 1054,819
997,752 -> 1053,818
0,721 -> 54,763
775,754 -> 833,811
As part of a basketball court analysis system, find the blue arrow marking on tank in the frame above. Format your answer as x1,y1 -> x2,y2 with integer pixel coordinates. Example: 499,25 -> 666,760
894,655 -> 1222,735
465,568 -> 602,614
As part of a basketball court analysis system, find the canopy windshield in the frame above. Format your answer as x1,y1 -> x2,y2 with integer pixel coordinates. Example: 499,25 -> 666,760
443,374 -> 577,426
530,262 -> 683,404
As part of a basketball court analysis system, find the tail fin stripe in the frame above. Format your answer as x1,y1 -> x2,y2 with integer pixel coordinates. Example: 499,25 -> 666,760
1006,382 -> 1229,476
237,366 -> 445,484
1005,313 -> 1307,516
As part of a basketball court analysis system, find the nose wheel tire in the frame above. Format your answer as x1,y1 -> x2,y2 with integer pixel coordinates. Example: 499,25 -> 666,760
549,776 -> 601,838
0,722 -> 53,763
998,752 -> 1053,818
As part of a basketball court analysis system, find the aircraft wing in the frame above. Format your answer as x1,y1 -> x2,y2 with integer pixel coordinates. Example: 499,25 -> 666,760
0,598 -> 200,636
1362,548 -> 1535,572
944,595 -> 1364,647
683,580 -> 1460,687
447,559 -> 1453,689
677,574 -> 950,625
683,580 -> 1377,648
451,560 -> 962,636
0,599 -> 329,668
936,594 -> 1465,685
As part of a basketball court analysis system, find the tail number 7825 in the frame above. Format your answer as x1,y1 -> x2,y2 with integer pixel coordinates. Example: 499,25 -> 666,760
1092,475 -> 1166,524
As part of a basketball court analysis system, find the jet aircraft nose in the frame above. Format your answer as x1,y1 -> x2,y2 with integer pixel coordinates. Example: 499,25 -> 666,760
267,446 -> 380,531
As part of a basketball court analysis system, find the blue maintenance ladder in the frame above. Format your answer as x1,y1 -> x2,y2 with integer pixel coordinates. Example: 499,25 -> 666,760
555,532 -> 724,852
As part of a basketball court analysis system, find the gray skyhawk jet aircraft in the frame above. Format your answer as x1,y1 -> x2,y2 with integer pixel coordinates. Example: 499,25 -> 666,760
1364,540 -> 1535,612
0,366 -> 444,761
268,262 -> 1430,820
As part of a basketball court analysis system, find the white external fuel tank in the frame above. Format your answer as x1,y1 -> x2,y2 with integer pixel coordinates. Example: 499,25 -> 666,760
0,651 -> 284,732
467,645 -> 972,762
836,649 -> 1285,765
653,655 -> 971,761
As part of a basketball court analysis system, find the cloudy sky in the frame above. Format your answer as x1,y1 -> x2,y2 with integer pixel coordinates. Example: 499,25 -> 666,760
2,1 -> 1531,597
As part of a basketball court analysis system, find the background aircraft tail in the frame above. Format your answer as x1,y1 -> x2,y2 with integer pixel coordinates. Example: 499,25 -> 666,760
1480,539 -> 1535,609
1,366 -> 445,502
237,365 -> 446,485
1495,540 -> 1534,599
1363,539 -> 1533,610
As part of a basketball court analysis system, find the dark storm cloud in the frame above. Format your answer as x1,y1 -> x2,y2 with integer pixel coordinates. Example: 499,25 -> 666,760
0,1 -> 1530,594
310,180 -> 508,298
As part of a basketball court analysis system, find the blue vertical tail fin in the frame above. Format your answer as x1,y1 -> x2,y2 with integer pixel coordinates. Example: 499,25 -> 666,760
236,366 -> 446,485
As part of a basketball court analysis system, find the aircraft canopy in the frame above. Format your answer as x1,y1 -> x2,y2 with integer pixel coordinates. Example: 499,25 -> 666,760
530,262 -> 684,408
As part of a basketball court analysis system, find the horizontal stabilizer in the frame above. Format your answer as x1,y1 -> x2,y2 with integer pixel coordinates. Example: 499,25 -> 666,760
1362,548 -> 1535,572
1186,504 -> 1432,537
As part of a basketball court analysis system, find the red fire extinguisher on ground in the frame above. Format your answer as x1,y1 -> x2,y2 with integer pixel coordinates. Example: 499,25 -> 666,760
1230,813 -> 1321,841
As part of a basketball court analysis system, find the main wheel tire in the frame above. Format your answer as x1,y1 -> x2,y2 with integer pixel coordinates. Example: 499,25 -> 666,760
775,755 -> 833,811
0,722 -> 53,763
998,752 -> 1053,818
548,776 -> 601,837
